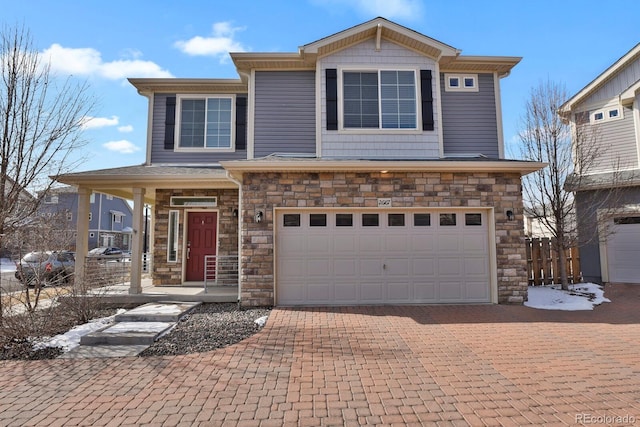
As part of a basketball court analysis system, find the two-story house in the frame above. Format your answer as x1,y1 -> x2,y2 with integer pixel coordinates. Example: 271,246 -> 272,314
561,43 -> 640,285
58,18 -> 543,306
37,186 -> 134,251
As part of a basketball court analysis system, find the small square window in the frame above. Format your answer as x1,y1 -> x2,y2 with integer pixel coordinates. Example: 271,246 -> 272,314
464,77 -> 475,88
465,213 -> 482,226
309,214 -> 327,227
283,214 -> 301,227
336,214 -> 353,227
362,213 -> 379,227
414,213 -> 431,226
609,109 -> 619,118
448,77 -> 460,88
388,214 -> 405,227
593,112 -> 604,121
614,216 -> 640,225
440,213 -> 457,226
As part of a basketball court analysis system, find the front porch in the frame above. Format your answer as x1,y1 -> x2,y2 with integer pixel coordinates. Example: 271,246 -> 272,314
93,278 -> 239,304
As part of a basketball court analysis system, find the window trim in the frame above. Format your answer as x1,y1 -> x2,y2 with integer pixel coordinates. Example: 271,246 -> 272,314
167,210 -> 179,263
588,103 -> 624,124
338,67 -> 421,133
174,94 -> 236,152
444,73 -> 479,92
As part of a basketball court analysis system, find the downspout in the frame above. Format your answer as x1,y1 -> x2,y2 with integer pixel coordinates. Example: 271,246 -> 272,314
226,170 -> 243,304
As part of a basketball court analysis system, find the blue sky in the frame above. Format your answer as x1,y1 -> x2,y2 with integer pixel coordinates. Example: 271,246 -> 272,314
4,0 -> 640,173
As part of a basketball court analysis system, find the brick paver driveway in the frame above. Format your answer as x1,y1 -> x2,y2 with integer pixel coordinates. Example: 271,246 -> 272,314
0,284 -> 638,426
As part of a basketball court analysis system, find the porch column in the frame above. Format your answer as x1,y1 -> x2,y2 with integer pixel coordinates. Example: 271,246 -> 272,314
74,187 -> 91,289
130,187 -> 146,294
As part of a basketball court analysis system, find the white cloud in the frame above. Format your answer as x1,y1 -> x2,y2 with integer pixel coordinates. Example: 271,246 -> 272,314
174,21 -> 246,63
313,0 -> 424,20
103,140 -> 140,154
41,44 -> 173,79
81,115 -> 119,130
118,125 -> 134,133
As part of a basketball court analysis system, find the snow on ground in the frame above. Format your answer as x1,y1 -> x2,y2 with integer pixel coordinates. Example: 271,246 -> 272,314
525,282 -> 610,311
0,258 -> 16,273
32,309 -> 126,352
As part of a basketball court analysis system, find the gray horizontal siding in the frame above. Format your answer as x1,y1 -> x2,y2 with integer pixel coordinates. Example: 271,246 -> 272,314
254,71 -> 316,158
441,74 -> 499,158
588,107 -> 638,173
150,93 -> 247,164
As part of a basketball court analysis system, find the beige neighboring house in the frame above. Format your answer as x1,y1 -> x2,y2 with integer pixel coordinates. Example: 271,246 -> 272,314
524,210 -> 555,238
57,18 -> 544,306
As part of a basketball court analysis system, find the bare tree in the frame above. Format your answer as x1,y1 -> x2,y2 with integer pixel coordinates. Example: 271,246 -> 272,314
0,24 -> 93,242
517,80 -> 609,290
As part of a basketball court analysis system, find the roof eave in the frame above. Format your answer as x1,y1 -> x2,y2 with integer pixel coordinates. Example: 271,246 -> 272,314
560,42 -> 640,114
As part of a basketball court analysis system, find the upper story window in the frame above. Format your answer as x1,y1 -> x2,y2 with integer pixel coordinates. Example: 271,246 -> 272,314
343,70 -> 417,130
589,105 -> 623,124
44,195 -> 59,204
445,74 -> 478,92
176,95 -> 234,150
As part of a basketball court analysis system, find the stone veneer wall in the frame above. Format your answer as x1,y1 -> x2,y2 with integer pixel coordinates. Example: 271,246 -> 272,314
153,188 -> 239,285
240,171 -> 527,306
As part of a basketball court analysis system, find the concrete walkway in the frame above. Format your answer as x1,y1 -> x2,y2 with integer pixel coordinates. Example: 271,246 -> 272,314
0,284 -> 638,426
60,301 -> 201,358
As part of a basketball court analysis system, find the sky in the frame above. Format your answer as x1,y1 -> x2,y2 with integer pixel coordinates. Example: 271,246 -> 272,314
4,0 -> 640,174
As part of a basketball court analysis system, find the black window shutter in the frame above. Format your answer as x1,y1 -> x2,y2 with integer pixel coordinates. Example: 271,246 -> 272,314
164,96 -> 176,149
420,70 -> 434,131
236,95 -> 247,150
326,69 -> 338,130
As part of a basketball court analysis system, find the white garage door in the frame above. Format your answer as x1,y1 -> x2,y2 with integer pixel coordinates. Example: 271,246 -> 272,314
276,210 -> 492,305
606,216 -> 640,283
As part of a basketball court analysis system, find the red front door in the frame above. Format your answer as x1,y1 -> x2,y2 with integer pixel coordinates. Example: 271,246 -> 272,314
186,212 -> 218,282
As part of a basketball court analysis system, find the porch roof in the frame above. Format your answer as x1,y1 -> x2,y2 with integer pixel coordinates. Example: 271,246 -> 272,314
55,165 -> 237,203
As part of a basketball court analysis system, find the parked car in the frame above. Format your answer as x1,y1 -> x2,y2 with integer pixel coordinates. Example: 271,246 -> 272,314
14,251 -> 75,286
87,247 -> 124,261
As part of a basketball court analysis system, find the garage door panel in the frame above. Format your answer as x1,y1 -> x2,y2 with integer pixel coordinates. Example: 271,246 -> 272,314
386,281 -> 411,301
410,235 -> 435,252
307,284 -> 333,302
358,235 -> 384,252
360,282 -> 385,302
307,235 -> 332,252
335,282 -> 358,301
437,257 -> 463,276
465,281 -> 490,300
277,210 -> 491,305
279,260 -> 306,277
334,259 -> 358,278
464,257 -> 489,275
606,220 -> 640,283
307,259 -> 332,277
386,234 -> 410,251
412,258 -> 435,276
333,234 -> 357,252
414,282 -> 437,300
439,281 -> 463,301
437,234 -> 462,252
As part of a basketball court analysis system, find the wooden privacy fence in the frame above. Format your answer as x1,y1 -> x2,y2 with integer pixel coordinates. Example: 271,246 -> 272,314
525,238 -> 581,286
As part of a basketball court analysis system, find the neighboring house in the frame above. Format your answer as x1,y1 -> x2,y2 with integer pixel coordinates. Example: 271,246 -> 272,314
0,177 -> 36,257
523,208 -> 555,238
560,43 -> 640,284
58,18 -> 543,306
37,186 -> 134,250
